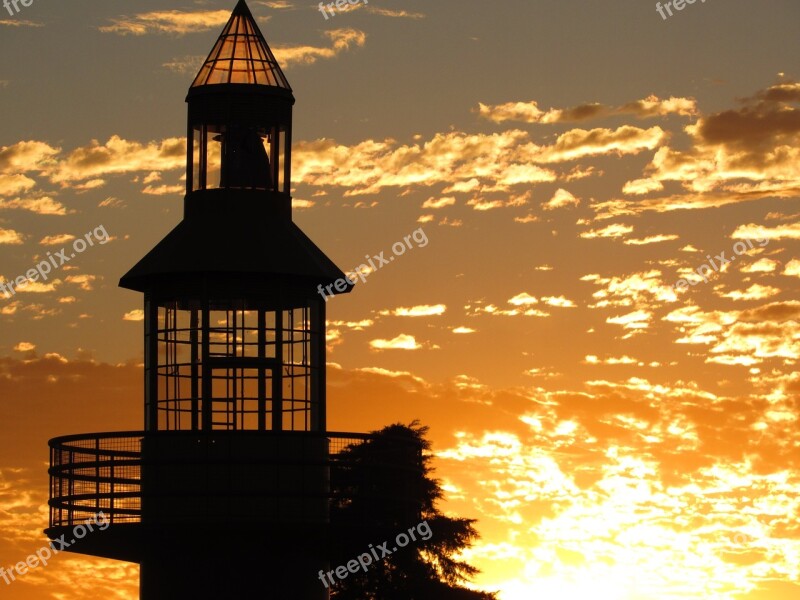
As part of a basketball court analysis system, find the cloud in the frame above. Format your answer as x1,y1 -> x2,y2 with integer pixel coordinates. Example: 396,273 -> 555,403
274,29 -> 366,66
623,234 -> 679,245
422,196 -> 456,209
719,284 -> 781,301
142,183 -> 183,196
784,259 -> 800,277
0,228 -> 24,245
0,18 -> 43,27
543,188 -> 579,210
0,140 -> 60,173
622,178 -> 664,195
367,7 -> 425,18
123,309 -> 144,322
466,296 -> 550,317
467,191 -> 530,211
740,258 -> 779,273
99,10 -> 232,36
598,81 -> 800,217
477,95 -> 697,124
607,309 -> 651,330
13,342 -> 35,352
380,305 -> 446,317
0,196 -> 68,215
49,135 -> 185,184
580,223 -> 634,239
293,125 -> 658,196
40,234 -> 76,246
584,355 -> 638,365
453,326 -> 476,334
65,274 -> 97,291
292,198 -> 315,209
583,269 -> 676,308
665,301 -> 800,365
12,279 -> 60,294
508,292 -> 538,306
0,173 -> 35,196
731,222 -> 800,241
256,1 -> 294,8
542,296 -> 576,308
369,334 -> 422,350
162,55 -> 205,75
535,126 -> 666,163
581,81 -> 800,220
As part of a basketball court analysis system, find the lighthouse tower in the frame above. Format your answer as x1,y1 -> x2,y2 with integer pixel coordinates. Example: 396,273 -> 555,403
46,2 -> 420,598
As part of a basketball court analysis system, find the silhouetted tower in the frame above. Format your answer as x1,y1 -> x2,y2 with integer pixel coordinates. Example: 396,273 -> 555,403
45,2 -> 422,598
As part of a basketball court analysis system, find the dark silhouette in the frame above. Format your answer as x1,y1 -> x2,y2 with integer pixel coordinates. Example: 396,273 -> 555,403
218,125 -> 273,189
44,3 -> 419,599
330,423 -> 498,600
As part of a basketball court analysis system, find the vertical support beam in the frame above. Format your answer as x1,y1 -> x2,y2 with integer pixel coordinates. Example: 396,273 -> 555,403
231,308 -> 238,430
258,308 -> 266,431
185,124 -> 193,195
190,306 -> 199,431
311,298 -> 326,432
144,295 -> 158,431
201,297 -> 211,431
271,126 -> 279,192
199,125 -> 208,190
273,306 -> 283,431
283,123 -> 292,196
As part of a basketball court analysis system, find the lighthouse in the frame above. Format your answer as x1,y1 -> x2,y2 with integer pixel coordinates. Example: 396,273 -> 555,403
46,2 -> 420,597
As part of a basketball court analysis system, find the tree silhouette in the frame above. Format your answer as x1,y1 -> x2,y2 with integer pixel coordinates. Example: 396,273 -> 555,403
329,422 -> 497,600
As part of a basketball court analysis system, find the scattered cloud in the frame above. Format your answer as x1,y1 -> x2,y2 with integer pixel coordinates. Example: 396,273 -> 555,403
0,228 -> 24,245
0,196 -> 68,215
40,234 -> 76,246
580,223 -> 634,239
623,234 -> 679,245
162,55 -> 204,75
0,19 -> 43,28
543,188 -> 579,210
422,196 -> 456,209
477,95 -> 696,124
367,7 -> 425,19
369,334 -> 422,350
100,10 -> 232,36
274,29 -> 366,66
452,326 -> 476,334
123,309 -> 144,322
380,305 -> 446,317
719,284 -> 781,301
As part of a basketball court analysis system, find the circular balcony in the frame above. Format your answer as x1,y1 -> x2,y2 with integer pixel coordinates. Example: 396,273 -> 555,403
47,430 -> 423,561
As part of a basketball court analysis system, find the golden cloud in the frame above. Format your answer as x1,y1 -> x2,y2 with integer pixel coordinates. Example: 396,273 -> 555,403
369,334 -> 422,350
274,29 -> 366,66
99,9 -> 233,36
477,95 -> 697,124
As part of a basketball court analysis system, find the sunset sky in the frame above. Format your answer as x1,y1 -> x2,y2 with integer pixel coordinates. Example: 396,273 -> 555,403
1,0 -> 799,598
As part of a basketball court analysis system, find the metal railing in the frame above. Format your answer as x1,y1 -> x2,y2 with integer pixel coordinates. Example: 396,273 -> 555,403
48,430 -> 422,528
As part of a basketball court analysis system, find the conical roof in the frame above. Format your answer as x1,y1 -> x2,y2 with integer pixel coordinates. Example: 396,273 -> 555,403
191,0 -> 291,89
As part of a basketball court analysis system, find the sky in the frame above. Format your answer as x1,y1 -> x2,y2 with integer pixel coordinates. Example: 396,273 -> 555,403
0,0 -> 799,598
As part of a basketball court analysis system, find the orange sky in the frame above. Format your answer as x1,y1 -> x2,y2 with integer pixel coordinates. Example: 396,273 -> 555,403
1,0 -> 799,598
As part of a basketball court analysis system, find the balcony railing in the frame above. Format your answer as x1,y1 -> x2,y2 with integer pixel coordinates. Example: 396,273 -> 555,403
49,431 -> 422,529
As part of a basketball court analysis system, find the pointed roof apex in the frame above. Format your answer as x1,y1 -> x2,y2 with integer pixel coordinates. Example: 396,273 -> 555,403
191,0 -> 291,90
